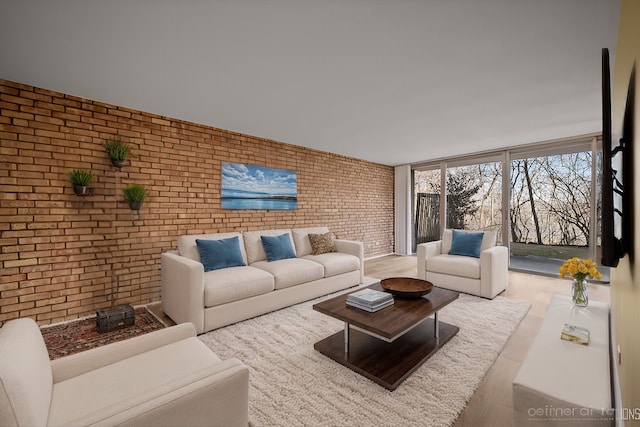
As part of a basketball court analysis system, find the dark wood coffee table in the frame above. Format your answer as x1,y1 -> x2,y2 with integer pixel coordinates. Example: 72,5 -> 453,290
313,282 -> 459,390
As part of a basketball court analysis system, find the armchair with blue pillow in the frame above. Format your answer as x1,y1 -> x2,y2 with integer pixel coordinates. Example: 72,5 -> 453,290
416,229 -> 508,299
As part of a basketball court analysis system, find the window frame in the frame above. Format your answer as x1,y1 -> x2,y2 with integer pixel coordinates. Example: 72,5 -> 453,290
410,133 -> 601,261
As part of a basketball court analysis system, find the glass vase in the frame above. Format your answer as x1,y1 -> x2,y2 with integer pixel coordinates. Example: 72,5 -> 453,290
572,279 -> 589,307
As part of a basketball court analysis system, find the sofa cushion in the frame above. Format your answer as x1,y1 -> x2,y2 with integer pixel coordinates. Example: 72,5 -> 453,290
292,227 -> 330,256
449,230 -> 484,258
308,232 -> 337,255
0,318 -> 53,427
178,232 -> 247,265
243,229 -> 294,264
427,254 -> 481,279
251,258 -> 324,289
442,229 -> 497,254
48,338 -> 223,426
261,234 -> 297,261
302,253 -> 359,277
196,237 -> 246,271
204,266 -> 274,308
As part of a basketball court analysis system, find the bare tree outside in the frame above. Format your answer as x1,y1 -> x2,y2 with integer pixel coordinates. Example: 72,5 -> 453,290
476,162 -> 502,232
510,152 -> 592,260
413,151 -> 593,261
414,163 -> 502,246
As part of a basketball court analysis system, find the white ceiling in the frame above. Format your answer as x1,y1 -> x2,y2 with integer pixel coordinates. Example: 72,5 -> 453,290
0,0 -> 620,166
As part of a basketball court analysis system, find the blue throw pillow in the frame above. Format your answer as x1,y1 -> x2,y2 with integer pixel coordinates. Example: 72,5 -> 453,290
196,237 -> 246,272
448,230 -> 485,258
261,234 -> 297,261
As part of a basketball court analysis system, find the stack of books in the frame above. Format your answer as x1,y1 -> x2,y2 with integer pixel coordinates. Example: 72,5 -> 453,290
560,323 -> 590,346
346,288 -> 394,312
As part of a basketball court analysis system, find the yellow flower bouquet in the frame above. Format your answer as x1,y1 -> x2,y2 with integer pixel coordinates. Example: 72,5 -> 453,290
559,257 -> 603,282
559,257 -> 602,307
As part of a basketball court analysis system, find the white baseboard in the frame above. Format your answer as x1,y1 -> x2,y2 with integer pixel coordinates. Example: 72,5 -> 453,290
364,252 -> 415,261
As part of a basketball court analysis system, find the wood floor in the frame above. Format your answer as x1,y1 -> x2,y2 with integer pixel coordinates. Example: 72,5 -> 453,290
150,254 -> 611,426
364,254 -> 611,427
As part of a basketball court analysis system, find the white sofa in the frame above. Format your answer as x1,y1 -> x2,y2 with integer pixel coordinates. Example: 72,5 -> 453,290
0,319 -> 249,427
161,227 -> 364,334
416,229 -> 508,299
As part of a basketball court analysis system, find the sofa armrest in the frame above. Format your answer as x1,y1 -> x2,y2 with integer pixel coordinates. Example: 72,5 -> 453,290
334,239 -> 365,283
51,323 -> 196,383
416,240 -> 442,280
479,245 -> 509,298
161,250 -> 206,333
69,358 -> 250,427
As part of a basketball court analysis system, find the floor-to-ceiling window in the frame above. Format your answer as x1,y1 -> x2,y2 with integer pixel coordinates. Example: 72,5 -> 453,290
509,144 -> 595,273
445,160 -> 503,243
413,156 -> 503,249
410,135 -> 608,280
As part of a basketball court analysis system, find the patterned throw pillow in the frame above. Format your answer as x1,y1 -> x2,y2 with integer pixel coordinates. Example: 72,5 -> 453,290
308,232 -> 336,255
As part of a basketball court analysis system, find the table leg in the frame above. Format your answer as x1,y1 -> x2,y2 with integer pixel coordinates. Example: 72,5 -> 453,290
434,312 -> 439,338
344,322 -> 350,353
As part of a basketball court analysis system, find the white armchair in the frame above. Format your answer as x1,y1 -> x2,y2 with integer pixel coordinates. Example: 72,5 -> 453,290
416,229 -> 508,299
0,318 -> 249,427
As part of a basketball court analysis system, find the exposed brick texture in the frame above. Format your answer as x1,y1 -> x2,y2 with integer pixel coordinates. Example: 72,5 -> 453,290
0,79 -> 394,325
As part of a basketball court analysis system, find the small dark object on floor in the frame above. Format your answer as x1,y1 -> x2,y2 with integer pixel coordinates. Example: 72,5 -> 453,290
42,307 -> 166,360
96,304 -> 135,332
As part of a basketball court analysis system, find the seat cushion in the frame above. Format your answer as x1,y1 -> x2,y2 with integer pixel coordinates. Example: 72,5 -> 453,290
0,318 -> 53,427
251,258 -> 324,289
427,254 -> 481,279
302,253 -> 360,277
48,338 -> 222,427
204,266 -> 274,308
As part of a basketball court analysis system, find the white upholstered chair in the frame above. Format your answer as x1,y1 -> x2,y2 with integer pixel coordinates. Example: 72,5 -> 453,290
416,229 -> 508,299
0,318 -> 249,427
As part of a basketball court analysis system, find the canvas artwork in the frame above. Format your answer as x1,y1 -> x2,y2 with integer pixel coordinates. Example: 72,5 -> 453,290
221,162 -> 297,210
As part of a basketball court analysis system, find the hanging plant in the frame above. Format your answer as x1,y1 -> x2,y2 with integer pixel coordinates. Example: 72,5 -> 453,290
67,169 -> 94,196
104,139 -> 131,167
123,184 -> 148,210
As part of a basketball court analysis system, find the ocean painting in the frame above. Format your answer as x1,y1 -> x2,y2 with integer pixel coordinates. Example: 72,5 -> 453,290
221,163 -> 297,210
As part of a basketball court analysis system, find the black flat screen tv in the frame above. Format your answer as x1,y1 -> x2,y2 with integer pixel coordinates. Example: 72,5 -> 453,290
601,48 -> 635,267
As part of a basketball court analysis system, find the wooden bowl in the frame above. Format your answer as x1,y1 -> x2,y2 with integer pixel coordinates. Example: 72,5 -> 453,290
380,277 -> 433,298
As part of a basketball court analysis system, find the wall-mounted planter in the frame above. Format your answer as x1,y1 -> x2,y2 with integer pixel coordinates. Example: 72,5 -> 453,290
110,158 -> 126,168
67,169 -> 94,197
105,139 -> 130,168
73,184 -> 90,196
124,184 -> 147,210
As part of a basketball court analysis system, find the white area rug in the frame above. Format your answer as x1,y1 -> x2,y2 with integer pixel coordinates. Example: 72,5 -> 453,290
199,292 -> 531,427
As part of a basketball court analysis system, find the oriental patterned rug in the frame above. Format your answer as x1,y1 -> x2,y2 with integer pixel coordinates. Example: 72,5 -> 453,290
41,307 -> 166,360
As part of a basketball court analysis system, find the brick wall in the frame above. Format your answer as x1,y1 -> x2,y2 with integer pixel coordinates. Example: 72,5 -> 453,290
0,79 -> 395,325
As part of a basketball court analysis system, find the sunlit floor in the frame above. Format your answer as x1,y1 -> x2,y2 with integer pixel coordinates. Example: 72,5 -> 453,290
364,254 -> 610,427
510,255 -> 610,283
150,253 -> 611,426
